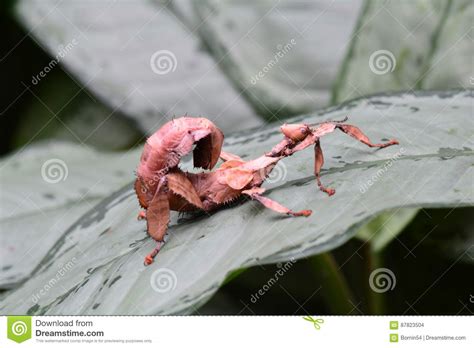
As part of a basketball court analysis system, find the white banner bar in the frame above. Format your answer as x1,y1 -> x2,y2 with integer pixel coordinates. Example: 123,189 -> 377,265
1,316 -> 472,347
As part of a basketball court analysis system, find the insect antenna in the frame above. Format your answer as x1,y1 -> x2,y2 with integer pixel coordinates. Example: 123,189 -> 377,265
308,116 -> 348,127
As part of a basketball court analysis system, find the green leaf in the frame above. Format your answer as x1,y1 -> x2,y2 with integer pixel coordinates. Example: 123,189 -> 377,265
332,0 -> 472,250
355,209 -> 419,252
332,0 -> 472,104
0,142 -> 140,288
13,72 -> 143,151
194,0 -> 362,119
0,90 -> 472,315
14,0 -> 262,132
422,1 -> 473,89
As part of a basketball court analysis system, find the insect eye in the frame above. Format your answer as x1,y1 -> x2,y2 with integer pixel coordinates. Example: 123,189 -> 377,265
301,127 -> 307,134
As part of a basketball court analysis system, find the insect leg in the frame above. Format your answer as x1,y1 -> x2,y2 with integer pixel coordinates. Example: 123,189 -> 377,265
137,210 -> 146,220
266,138 -> 293,157
145,241 -> 165,266
166,172 -> 204,210
336,124 -> 399,148
314,140 -> 336,196
144,178 -> 170,265
219,150 -> 243,162
144,172 -> 205,265
242,188 -> 312,217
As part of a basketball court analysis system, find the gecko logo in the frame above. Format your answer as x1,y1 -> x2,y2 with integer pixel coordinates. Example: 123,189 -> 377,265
7,316 -> 32,343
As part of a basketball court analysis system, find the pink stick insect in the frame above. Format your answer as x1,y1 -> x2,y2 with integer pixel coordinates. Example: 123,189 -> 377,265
267,116 -> 399,195
135,117 -> 398,265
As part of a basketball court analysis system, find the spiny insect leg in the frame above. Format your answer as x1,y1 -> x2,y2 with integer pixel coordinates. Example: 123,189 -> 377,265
144,173 -> 204,266
314,140 -> 336,196
219,150 -> 243,162
144,241 -> 165,266
146,180 -> 170,242
266,138 -> 293,157
166,172 -> 204,209
336,124 -> 399,148
243,188 -> 312,217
